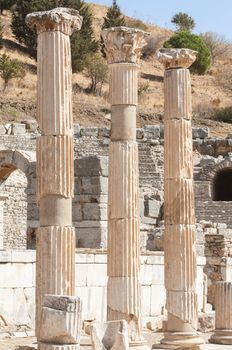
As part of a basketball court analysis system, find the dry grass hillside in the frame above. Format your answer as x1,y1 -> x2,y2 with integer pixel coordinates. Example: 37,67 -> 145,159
0,3 -> 232,137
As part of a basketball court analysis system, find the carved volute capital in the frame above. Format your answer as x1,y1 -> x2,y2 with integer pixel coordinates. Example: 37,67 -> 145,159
102,26 -> 149,64
157,48 -> 197,69
26,7 -> 83,36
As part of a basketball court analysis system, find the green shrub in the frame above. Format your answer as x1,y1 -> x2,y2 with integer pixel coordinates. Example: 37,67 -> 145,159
213,107 -> 232,124
85,53 -> 108,96
102,0 -> 125,29
0,53 -> 25,90
164,31 -> 211,75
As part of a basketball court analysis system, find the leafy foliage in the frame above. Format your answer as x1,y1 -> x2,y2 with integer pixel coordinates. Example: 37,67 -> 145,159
213,107 -> 232,124
164,31 -> 211,75
85,53 -> 108,95
171,12 -> 195,32
0,0 -> 16,14
102,0 -> 125,29
0,53 -> 25,90
11,0 -> 99,71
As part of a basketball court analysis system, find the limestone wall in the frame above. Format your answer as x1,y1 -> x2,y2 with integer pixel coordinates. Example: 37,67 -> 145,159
0,123 -> 231,250
0,250 -> 205,331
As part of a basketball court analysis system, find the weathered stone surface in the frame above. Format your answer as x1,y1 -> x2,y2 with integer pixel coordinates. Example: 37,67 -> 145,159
159,47 -> 203,348
11,123 -> 26,135
36,227 -> 76,337
157,48 -> 197,69
26,7 -> 82,35
91,320 -> 129,350
39,295 -> 81,344
102,26 -> 148,64
36,136 -> 74,201
192,127 -> 209,139
110,64 -> 138,106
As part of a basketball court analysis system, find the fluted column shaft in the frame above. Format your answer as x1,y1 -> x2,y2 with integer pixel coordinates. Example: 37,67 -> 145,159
164,67 -> 198,333
210,282 -> 232,344
102,27 -> 148,349
26,8 -> 82,348
156,48 -> 203,349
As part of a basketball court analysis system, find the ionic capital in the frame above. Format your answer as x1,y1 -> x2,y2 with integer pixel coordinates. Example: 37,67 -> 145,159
157,48 -> 197,69
102,26 -> 149,64
26,7 -> 82,36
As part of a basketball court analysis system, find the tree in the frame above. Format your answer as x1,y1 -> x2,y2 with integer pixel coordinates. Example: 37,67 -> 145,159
201,32 -> 231,63
102,0 -> 125,29
11,0 -> 99,71
164,31 -> 211,75
171,12 -> 195,32
0,19 -> 3,49
0,0 -> 16,14
0,53 -> 25,90
85,53 -> 108,95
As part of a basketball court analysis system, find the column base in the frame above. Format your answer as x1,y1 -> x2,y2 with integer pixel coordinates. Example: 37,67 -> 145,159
129,340 -> 150,350
38,343 -> 80,350
209,330 -> 232,345
152,332 -> 204,349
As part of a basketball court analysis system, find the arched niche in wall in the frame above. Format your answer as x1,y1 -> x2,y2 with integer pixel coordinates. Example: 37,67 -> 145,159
0,149 -> 37,249
213,168 -> 232,201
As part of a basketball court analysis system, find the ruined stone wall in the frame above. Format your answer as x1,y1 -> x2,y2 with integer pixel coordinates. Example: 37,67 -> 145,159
0,122 -> 231,250
0,170 -> 27,249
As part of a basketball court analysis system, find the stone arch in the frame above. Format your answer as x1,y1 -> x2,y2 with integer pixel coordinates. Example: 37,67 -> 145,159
206,158 -> 232,201
0,149 -> 37,249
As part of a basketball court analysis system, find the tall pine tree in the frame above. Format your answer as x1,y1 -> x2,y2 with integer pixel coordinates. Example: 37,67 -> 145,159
102,0 -> 125,29
101,0 -> 125,56
11,0 -> 98,72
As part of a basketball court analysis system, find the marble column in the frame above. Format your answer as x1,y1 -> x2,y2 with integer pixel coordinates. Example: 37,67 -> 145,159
26,8 -> 82,349
102,27 -> 149,350
155,48 -> 204,349
210,282 -> 232,344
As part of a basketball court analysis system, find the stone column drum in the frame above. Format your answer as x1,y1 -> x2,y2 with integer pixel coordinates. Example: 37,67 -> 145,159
210,282 -> 232,344
102,27 -> 149,350
155,48 -> 204,349
26,8 -> 82,350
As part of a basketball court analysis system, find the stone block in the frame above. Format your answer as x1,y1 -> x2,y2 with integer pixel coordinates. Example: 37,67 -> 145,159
146,254 -> 164,265
75,286 -> 107,322
13,288 -> 31,325
76,227 -> 107,249
78,156 -> 108,177
75,253 -> 95,264
150,285 -> 166,316
83,203 -> 107,221
72,203 -> 83,221
152,265 -> 164,285
91,320 -> 129,350
80,127 -> 98,137
140,264 -> 152,285
0,263 -> 33,288
11,123 -> 26,135
87,264 -> 107,287
144,199 -> 161,218
192,127 -> 209,139
144,125 -> 160,139
82,177 -> 108,195
39,295 -> 81,344
94,254 -> 107,264
141,286 -> 151,316
75,264 -> 88,287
